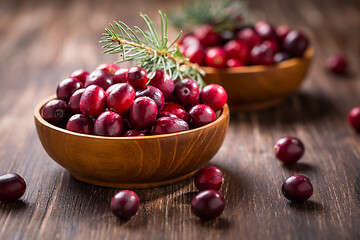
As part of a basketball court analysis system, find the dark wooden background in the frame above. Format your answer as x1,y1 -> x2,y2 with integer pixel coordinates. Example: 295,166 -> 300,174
0,0 -> 359,239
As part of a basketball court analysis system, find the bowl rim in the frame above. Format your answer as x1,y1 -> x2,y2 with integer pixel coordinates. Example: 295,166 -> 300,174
34,95 -> 230,140
201,47 -> 314,74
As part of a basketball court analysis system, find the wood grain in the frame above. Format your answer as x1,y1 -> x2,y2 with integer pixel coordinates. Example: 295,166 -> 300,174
0,0 -> 359,239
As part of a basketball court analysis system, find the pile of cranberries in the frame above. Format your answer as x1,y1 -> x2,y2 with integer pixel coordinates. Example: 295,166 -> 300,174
179,22 -> 310,69
41,63 -> 227,136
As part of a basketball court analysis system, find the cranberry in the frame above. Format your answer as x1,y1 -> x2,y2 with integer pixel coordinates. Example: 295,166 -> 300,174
262,40 -> 279,53
149,70 -> 174,99
128,66 -> 148,89
194,166 -> 223,191
226,59 -> 245,68
66,114 -> 94,134
157,111 -> 178,119
56,78 -> 83,101
96,63 -> 120,74
348,106 -> 360,131
79,85 -> 107,117
220,30 -> 235,43
191,190 -> 225,221
174,78 -> 200,108
194,24 -> 222,46
274,136 -> 305,164
224,40 -> 249,63
68,88 -> 85,114
113,68 -> 129,83
326,55 -> 348,74
237,28 -> 262,47
283,30 -> 309,57
107,83 -> 135,115
255,21 -> 278,42
276,25 -> 291,43
122,130 -> 146,137
105,83 -> 121,97
136,85 -> 164,112
250,44 -> 275,65
41,99 -> 69,126
0,173 -> 26,202
162,102 -> 186,119
111,190 -> 140,219
185,45 -> 205,66
205,47 -> 227,68
151,117 -> 189,135
274,52 -> 291,63
130,97 -> 157,130
200,84 -> 227,111
70,69 -> 89,84
187,104 -> 216,128
93,111 -> 124,137
85,70 -> 114,90
180,34 -> 201,48
282,175 -> 313,202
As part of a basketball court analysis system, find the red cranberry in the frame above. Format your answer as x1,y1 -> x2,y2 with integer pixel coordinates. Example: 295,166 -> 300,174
200,84 -> 227,111
66,114 -> 94,134
70,69 -> 89,84
191,190 -> 225,221
0,173 -> 26,202
157,111 -> 178,119
162,103 -> 186,119
226,59 -> 245,68
174,78 -> 200,108
85,70 -> 114,90
130,97 -> 158,130
224,40 -> 249,63
185,45 -> 205,66
96,63 -> 120,74
274,136 -> 305,164
41,99 -> 69,127
79,85 -> 107,117
220,30 -> 235,43
187,104 -> 216,128
93,111 -> 124,137
194,24 -> 222,46
122,130 -> 146,137
56,78 -> 83,101
255,21 -> 278,42
276,25 -> 291,43
262,40 -> 279,53
282,175 -> 313,202
205,47 -> 227,68
136,85 -> 164,112
194,166 -> 223,191
107,83 -> 135,115
250,44 -> 275,65
181,34 -> 201,48
128,66 -> 148,89
283,30 -> 309,57
274,52 -> 291,63
149,70 -> 174,99
111,190 -> 140,219
348,106 -> 360,131
68,88 -> 85,114
326,55 -> 348,74
151,117 -> 189,135
105,83 -> 121,97
237,28 -> 262,48
113,68 -> 129,83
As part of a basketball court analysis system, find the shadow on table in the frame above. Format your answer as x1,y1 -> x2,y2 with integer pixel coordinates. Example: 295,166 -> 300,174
281,162 -> 318,174
288,200 -> 324,213
0,200 -> 29,212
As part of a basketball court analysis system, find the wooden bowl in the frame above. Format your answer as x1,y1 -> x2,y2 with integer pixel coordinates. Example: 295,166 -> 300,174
202,47 -> 314,111
34,96 -> 230,189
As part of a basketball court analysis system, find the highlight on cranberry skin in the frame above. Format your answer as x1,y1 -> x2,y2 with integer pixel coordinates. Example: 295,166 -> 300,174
348,106 -> 360,131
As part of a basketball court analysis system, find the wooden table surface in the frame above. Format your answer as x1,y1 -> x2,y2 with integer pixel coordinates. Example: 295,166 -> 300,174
0,0 -> 359,239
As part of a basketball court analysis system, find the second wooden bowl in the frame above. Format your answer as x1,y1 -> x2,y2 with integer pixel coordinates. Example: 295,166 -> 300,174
34,96 -> 230,189
202,48 -> 314,111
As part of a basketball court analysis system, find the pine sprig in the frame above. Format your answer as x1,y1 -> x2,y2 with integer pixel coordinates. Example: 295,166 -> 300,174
100,11 -> 205,88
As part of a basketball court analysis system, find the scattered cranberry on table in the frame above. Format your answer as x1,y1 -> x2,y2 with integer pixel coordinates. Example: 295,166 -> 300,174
110,190 -> 140,219
326,55 -> 348,74
282,175 -> 313,202
194,166 -> 223,191
348,106 -> 360,131
274,136 -> 305,164
191,190 -> 225,221
0,173 -> 26,202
